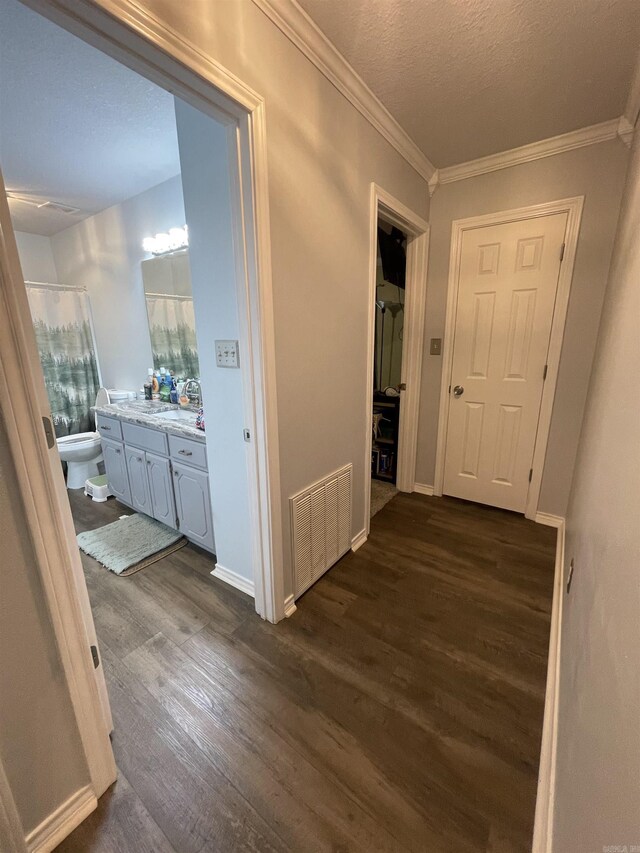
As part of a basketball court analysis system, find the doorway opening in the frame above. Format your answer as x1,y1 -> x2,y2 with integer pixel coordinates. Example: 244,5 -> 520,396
363,185 -> 429,535
2,0 -> 259,600
370,218 -> 407,515
0,0 -> 283,816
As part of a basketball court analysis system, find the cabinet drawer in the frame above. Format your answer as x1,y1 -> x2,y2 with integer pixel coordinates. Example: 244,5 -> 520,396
96,414 -> 122,441
169,434 -> 207,470
122,421 -> 168,456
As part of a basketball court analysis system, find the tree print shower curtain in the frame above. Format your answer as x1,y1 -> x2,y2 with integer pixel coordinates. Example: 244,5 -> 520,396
26,286 -> 100,437
145,294 -> 199,379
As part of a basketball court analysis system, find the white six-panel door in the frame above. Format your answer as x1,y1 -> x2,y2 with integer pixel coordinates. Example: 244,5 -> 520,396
442,212 -> 567,512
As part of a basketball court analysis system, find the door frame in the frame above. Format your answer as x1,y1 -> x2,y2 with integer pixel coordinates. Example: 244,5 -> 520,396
364,184 -> 429,531
23,0 -> 284,620
433,196 -> 584,520
0,0 -> 286,833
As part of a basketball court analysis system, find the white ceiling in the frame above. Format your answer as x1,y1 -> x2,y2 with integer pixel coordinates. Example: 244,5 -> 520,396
297,0 -> 640,168
0,0 -> 181,236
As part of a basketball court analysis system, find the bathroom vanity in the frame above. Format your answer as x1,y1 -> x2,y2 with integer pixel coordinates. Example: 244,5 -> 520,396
95,400 -> 215,553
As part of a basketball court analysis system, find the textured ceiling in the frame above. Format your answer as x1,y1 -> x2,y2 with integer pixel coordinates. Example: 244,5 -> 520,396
0,0 -> 181,235
297,0 -> 640,167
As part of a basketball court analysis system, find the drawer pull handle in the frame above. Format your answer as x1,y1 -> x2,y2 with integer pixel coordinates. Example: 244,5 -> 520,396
100,425 -> 111,430
178,449 -> 193,456
147,460 -> 151,465
115,449 -> 121,455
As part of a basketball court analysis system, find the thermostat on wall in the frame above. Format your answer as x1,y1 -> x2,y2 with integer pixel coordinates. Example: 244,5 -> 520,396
215,339 -> 240,368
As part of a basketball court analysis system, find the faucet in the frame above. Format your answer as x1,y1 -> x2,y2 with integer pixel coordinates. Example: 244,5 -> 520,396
183,379 -> 202,407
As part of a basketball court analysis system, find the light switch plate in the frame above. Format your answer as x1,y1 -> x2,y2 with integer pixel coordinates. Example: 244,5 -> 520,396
215,339 -> 240,368
430,338 -> 442,355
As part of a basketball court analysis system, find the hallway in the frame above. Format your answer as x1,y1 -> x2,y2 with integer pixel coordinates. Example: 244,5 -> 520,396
60,490 -> 556,852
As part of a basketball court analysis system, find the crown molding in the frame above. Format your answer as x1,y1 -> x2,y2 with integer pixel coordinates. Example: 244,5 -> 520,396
251,0 -> 436,183
432,118 -> 629,190
617,116 -> 635,148
623,48 -> 640,132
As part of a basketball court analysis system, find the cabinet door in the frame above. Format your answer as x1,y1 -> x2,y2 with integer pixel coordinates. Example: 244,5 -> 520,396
124,445 -> 152,515
102,438 -> 131,505
173,461 -> 215,552
147,452 -> 176,528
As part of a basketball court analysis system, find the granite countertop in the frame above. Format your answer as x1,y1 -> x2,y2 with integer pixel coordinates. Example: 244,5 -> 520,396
94,400 -> 206,442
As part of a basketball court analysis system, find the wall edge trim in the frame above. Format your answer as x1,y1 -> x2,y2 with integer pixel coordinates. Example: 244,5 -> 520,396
25,785 -> 96,853
532,517 -> 565,852
351,529 -> 368,552
212,563 -> 256,598
535,512 -> 565,529
413,482 -> 435,496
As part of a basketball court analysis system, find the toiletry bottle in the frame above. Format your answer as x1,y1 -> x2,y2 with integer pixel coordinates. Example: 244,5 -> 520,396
144,368 -> 153,400
152,370 -> 160,400
159,370 -> 172,402
170,375 -> 178,405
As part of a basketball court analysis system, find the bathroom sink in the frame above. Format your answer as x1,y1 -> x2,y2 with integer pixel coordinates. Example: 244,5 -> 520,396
154,409 -> 198,422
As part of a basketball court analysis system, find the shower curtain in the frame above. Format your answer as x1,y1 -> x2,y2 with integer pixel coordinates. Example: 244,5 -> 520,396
26,286 -> 100,437
145,295 -> 199,379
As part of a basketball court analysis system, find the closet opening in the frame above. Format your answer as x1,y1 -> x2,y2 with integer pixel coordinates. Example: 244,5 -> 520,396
364,186 -> 430,531
371,218 -> 407,513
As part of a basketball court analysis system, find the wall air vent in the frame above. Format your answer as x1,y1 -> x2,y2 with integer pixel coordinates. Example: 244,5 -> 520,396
290,463 -> 352,599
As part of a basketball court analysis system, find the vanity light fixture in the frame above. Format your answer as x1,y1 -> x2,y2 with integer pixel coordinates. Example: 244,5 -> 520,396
142,225 -> 188,255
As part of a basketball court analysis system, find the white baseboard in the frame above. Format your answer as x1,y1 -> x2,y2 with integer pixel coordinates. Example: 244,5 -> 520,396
283,593 -> 297,617
535,512 -> 565,529
532,518 -> 565,853
211,563 -> 255,598
413,483 -> 434,496
26,785 -> 96,853
351,529 -> 368,551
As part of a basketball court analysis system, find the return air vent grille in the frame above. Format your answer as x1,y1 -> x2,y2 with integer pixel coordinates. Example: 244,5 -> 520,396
291,463 -> 352,598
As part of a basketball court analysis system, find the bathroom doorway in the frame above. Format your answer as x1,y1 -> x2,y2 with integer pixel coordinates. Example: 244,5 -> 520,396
0,0 -> 284,820
363,185 -> 430,533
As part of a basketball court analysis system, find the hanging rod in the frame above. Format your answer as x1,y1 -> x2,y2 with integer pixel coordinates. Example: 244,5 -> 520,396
24,280 -> 87,292
144,291 -> 193,301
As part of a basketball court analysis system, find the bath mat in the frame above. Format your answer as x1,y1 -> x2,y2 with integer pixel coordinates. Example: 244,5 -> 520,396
370,479 -> 398,517
77,513 -> 186,576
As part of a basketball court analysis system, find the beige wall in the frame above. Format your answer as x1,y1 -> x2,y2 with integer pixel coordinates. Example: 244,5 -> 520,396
416,140 -> 629,516
553,132 -> 640,851
0,415 -> 90,836
123,0 -> 430,591
1,0 -> 432,838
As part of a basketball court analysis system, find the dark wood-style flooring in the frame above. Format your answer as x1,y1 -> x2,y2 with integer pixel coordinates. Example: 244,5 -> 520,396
59,489 -> 556,853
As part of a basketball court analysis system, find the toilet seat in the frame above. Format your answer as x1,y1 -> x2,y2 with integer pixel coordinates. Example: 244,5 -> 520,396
57,431 -> 100,449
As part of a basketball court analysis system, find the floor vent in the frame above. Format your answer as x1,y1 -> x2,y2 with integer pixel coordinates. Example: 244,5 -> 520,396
291,463 -> 352,598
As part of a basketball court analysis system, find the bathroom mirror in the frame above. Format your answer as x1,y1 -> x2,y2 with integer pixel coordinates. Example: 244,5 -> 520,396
141,249 -> 200,379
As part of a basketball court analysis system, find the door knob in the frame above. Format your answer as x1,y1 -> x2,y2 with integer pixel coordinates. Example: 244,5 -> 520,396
453,385 -> 464,398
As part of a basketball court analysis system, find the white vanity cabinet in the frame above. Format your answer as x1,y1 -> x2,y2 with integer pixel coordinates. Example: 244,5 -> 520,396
172,461 -> 214,552
101,437 -> 131,505
125,445 -> 152,515
98,413 -> 214,553
146,452 -> 176,527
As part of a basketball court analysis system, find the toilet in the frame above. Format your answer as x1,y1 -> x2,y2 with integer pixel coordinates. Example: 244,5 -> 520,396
57,388 -> 133,489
